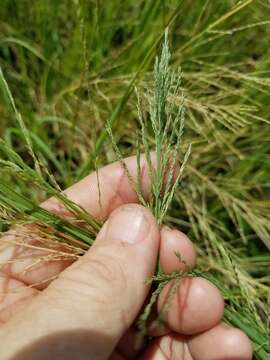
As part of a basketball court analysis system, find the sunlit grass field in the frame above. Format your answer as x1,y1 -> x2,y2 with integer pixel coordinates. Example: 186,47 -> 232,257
0,1 -> 270,358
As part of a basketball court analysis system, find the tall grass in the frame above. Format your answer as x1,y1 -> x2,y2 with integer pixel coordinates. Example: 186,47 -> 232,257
0,1 -> 270,358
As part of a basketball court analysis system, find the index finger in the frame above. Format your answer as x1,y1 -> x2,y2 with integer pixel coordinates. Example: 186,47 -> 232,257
42,153 -> 158,221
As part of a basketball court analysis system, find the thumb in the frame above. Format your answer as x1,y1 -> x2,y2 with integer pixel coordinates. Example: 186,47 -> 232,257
0,204 -> 159,360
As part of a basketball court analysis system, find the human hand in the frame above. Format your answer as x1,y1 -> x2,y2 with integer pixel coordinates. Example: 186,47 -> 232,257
0,155 -> 252,359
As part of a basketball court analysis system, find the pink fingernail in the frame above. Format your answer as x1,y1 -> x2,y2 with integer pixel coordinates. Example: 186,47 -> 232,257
106,206 -> 150,244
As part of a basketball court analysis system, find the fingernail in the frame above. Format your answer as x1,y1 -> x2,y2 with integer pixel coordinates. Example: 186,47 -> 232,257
106,206 -> 150,244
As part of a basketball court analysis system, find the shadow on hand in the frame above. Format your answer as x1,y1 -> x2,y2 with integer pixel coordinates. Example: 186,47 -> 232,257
10,330 -> 114,360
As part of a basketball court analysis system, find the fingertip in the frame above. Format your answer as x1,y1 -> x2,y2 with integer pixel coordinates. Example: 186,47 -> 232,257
96,203 -> 159,247
188,323 -> 253,360
140,334 -> 192,360
160,227 -> 197,273
157,277 -> 224,335
93,203 -> 160,281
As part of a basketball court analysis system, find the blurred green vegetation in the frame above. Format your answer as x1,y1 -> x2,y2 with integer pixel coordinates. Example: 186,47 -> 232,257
0,0 -> 270,357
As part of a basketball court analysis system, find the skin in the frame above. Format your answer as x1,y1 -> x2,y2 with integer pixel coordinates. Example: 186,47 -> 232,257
0,154 -> 252,359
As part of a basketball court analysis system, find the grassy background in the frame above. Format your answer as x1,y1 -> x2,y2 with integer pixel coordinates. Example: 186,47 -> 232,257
0,0 -> 270,357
